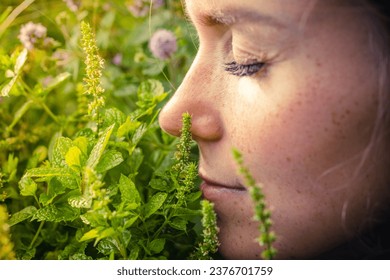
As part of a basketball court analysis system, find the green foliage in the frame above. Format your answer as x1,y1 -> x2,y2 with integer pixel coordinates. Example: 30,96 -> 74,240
232,149 -> 277,260
0,204 -> 16,259
0,0 -> 214,260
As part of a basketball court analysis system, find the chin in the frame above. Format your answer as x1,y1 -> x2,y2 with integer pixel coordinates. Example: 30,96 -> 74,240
216,221 -> 263,259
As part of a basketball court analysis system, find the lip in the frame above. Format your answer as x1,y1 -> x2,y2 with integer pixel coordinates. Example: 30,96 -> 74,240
199,174 -> 247,201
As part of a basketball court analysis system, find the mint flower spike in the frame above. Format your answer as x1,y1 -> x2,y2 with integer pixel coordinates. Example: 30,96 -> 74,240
173,113 -> 197,206
80,21 -> 105,122
173,112 -> 192,172
190,200 -> 220,260
232,148 -> 277,260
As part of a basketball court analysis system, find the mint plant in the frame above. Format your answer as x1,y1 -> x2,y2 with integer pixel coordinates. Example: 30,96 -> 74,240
0,0 -> 209,259
232,149 -> 277,260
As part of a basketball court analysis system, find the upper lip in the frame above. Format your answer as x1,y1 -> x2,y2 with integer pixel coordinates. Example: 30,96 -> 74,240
198,173 -> 247,191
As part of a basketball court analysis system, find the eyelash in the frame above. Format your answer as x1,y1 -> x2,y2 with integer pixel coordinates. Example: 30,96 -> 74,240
224,61 -> 265,77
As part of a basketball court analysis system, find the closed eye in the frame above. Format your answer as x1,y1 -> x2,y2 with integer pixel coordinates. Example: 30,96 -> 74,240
224,61 -> 265,77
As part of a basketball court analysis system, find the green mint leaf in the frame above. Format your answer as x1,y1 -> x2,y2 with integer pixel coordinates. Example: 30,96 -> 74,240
169,217 -> 188,231
79,228 -> 100,242
117,116 -> 141,138
68,195 -> 92,209
65,146 -> 82,169
32,204 -> 79,222
118,174 -> 140,206
149,178 -> 174,192
24,167 -> 76,179
8,206 -> 37,226
137,79 -> 165,108
86,124 -> 115,169
149,238 -> 165,254
1,48 -> 27,97
43,72 -> 70,92
19,177 -> 37,197
143,192 -> 167,218
51,137 -> 74,168
95,150 -> 124,173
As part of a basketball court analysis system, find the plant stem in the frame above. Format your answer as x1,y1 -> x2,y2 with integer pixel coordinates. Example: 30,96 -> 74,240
29,221 -> 44,250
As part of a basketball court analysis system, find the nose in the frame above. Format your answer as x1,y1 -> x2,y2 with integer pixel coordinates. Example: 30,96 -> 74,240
159,55 -> 224,142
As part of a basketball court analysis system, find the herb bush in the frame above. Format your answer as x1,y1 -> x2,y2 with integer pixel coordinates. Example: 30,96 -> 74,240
0,0 -> 276,260
0,0 -> 221,260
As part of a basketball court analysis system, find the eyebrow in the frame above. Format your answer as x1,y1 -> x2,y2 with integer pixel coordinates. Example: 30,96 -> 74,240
186,5 -> 287,29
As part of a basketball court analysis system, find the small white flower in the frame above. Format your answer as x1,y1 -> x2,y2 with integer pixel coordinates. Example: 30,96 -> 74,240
18,22 -> 47,50
148,29 -> 177,60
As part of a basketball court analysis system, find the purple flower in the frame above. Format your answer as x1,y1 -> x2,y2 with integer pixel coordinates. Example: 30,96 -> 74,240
148,29 -> 177,60
127,0 -> 165,18
112,53 -> 123,66
18,22 -> 47,50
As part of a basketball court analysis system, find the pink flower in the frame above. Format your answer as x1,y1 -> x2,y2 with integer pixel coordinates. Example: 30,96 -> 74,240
112,53 -> 123,65
127,0 -> 164,18
148,29 -> 177,60
18,22 -> 47,50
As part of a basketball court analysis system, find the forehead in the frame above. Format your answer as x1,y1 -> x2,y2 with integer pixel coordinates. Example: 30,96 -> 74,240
184,0 -> 319,25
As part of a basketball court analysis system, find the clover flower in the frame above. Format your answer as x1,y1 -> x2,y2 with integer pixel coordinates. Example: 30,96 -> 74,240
18,22 -> 47,50
148,29 -> 177,60
127,0 -> 164,18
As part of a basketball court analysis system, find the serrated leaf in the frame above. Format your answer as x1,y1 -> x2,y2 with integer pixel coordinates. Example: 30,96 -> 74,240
73,136 -> 88,156
101,107 -> 126,131
97,239 -> 118,256
8,206 -> 37,226
65,146 -> 82,168
118,174 -> 140,206
123,216 -> 139,229
127,148 -> 143,177
149,178 -> 174,192
172,207 -> 202,218
169,217 -> 188,231
149,238 -> 165,254
1,48 -> 27,97
19,176 -> 37,197
186,191 -> 202,202
137,79 -> 164,105
68,195 -> 92,209
33,204 -> 79,222
95,150 -> 124,173
86,124 -> 115,169
117,116 -> 141,138
144,192 -> 167,218
80,227 -> 116,246
129,245 -> 140,260
79,228 -> 100,242
43,72 -> 70,92
51,137 -> 74,168
24,167 -> 76,179
80,211 -> 108,227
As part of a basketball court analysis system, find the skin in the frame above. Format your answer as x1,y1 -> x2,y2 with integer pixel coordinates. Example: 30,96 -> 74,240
159,0 -> 389,259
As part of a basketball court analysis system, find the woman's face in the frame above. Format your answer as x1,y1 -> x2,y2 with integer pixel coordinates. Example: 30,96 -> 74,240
159,0 -> 389,259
